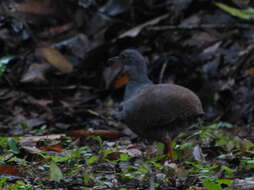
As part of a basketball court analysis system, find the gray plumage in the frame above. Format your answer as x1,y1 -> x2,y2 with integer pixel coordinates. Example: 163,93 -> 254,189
114,49 -> 204,142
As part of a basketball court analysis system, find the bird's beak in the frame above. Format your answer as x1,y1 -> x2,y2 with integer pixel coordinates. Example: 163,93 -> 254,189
108,56 -> 121,63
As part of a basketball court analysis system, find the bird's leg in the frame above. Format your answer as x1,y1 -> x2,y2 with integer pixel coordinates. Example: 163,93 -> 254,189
164,141 -> 174,162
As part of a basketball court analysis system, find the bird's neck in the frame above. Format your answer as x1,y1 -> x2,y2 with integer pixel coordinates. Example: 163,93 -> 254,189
124,76 -> 153,100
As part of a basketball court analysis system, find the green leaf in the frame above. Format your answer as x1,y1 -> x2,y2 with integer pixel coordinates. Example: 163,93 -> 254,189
0,177 -> 8,188
244,159 -> 254,169
83,172 -> 95,186
217,122 -> 233,128
156,142 -> 165,153
185,161 -> 204,169
86,155 -> 98,164
175,142 -> 193,151
240,139 -> 254,152
119,153 -> 129,161
221,166 -> 234,174
138,167 -> 148,174
51,154 -> 70,163
0,56 -> 14,76
91,136 -> 103,147
246,160 -> 254,164
8,157 -> 28,166
7,138 -> 20,154
202,179 -> 221,190
217,179 -> 233,185
214,2 -> 254,20
102,181 -> 113,187
49,162 -> 63,182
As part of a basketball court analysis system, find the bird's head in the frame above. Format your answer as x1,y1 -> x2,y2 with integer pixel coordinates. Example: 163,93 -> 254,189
109,49 -> 148,81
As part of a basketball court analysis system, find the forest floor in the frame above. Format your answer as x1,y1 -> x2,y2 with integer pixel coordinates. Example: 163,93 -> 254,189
0,0 -> 254,189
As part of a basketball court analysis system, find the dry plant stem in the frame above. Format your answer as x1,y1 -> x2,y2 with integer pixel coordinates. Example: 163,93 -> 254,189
159,63 -> 167,83
165,141 -> 174,161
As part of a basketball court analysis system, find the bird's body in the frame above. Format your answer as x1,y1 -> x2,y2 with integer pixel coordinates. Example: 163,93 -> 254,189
110,49 -> 204,160
121,84 -> 203,142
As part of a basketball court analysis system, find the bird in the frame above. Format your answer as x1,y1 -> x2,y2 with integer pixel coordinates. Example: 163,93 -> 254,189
109,49 -> 204,161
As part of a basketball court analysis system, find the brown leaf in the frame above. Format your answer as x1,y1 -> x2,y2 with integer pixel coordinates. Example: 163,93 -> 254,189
92,130 -> 126,139
20,135 -> 65,144
39,23 -> 73,38
15,0 -> 54,16
245,67 -> 254,75
30,99 -> 52,108
39,145 -> 64,153
0,165 -> 20,176
36,47 -> 73,73
20,134 -> 65,154
67,130 -> 95,139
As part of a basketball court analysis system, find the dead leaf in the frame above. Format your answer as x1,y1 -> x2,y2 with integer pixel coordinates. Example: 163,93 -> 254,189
15,0 -> 54,16
24,118 -> 46,128
36,47 -> 73,73
20,63 -> 50,83
53,34 -> 93,59
19,134 -> 65,154
0,165 -> 20,176
39,23 -> 73,38
245,67 -> 254,75
120,147 -> 142,157
93,130 -> 126,139
39,145 -> 64,153
67,129 -> 126,140
30,99 -> 52,108
192,145 -> 205,162
233,179 -> 254,190
20,135 -> 65,144
118,14 -> 169,39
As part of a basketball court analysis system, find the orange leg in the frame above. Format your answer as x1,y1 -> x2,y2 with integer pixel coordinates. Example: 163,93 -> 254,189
164,141 -> 174,161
